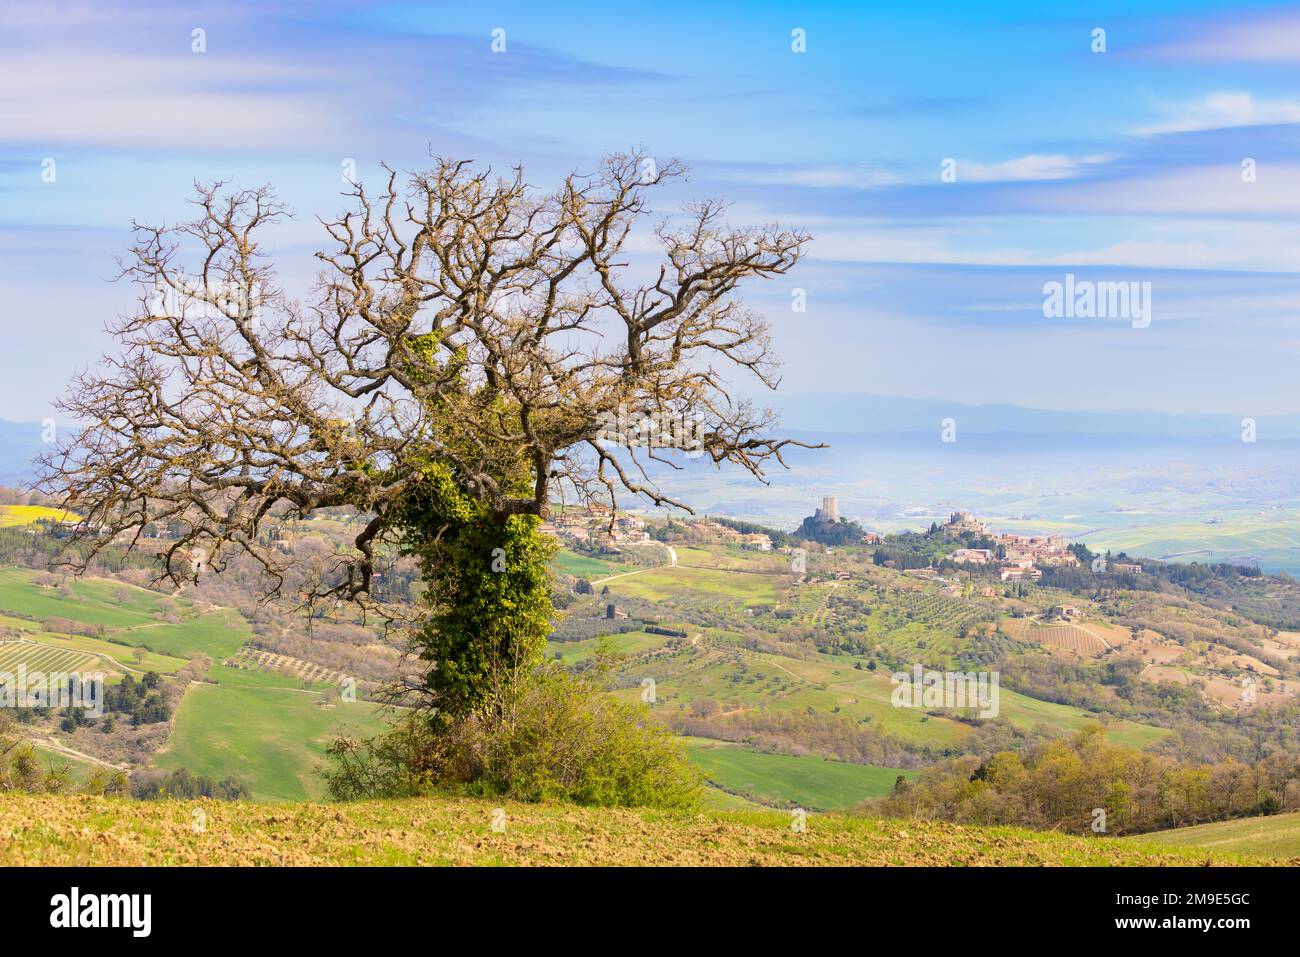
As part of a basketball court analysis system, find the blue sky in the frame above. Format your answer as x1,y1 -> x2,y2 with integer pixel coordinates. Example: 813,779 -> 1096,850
2,0 -> 1300,422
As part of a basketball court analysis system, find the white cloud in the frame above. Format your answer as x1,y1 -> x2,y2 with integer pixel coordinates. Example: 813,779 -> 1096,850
1039,163 -> 1300,216
715,154 -> 1114,192
954,154 -> 1113,183
0,50 -> 349,150
1038,236 -> 1300,271
1139,92 -> 1300,135
718,164 -> 901,190
801,218 -> 1300,272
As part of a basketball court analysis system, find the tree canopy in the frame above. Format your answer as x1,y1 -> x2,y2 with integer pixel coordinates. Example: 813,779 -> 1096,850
41,152 -> 813,722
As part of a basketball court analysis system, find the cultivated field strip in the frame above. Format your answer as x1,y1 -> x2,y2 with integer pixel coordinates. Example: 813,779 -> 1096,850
0,639 -> 98,674
225,646 -> 349,685
896,590 -> 990,630
1003,618 -> 1108,656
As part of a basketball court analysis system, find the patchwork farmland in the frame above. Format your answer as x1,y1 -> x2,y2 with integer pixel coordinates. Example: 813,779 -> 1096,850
0,639 -> 98,675
0,565 -> 396,800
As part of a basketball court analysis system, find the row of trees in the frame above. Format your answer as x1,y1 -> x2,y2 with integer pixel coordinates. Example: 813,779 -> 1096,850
130,767 -> 249,800
872,724 -> 1299,834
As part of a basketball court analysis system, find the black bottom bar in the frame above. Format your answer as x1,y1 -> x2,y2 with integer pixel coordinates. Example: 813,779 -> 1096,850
0,865 -> 1278,944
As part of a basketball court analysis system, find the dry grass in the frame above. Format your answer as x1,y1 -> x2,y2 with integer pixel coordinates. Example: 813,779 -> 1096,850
0,794 -> 1284,866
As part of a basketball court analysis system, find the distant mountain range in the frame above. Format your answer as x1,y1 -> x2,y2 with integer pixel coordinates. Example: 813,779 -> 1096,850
765,393 -> 1300,441
0,420 -> 46,487
5,392 -> 1299,489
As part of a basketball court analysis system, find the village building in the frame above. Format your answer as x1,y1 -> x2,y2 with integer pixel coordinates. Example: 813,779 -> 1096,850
1000,566 -> 1042,582
951,547 -> 994,564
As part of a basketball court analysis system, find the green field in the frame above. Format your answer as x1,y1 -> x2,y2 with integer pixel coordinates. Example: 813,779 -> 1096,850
547,629 -> 675,666
0,566 -> 239,681
687,740 -> 914,810
153,670 -> 393,801
0,569 -> 158,628
604,565 -> 780,605
0,568 -> 247,672
995,686 -> 1169,749
0,567 -> 392,800
115,609 -> 250,662
1135,811 -> 1300,858
29,743 -> 113,784
551,549 -> 630,579
27,631 -> 189,675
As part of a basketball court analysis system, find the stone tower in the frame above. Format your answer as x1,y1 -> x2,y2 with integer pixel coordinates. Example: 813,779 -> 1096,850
815,496 -> 840,523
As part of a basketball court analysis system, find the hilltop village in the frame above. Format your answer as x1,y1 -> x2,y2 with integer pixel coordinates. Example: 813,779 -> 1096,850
542,498 -> 1134,586
936,511 -> 1087,582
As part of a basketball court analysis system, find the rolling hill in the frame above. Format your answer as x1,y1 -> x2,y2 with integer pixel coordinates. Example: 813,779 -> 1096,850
1135,812 -> 1300,859
0,793 -> 1281,866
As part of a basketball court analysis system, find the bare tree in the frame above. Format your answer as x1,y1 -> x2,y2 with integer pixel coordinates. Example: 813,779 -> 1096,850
40,152 -> 813,610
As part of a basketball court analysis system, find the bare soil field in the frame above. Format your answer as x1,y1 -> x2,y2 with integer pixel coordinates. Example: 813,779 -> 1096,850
0,794 -> 1282,866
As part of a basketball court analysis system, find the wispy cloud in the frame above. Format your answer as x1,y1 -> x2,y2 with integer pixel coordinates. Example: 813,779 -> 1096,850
0,5 -> 666,153
1137,12 -> 1300,62
714,163 -> 901,190
0,0 -> 1297,420
1139,92 -> 1300,135
801,216 -> 1300,272
953,154 -> 1114,183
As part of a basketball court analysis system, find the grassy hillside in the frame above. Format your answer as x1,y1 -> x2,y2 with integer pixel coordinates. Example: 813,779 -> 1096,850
0,570 -> 247,685
584,546 -> 1171,751
550,550 -> 629,578
0,568 -> 159,628
607,564 -> 779,605
686,740 -> 913,810
0,793 -> 1280,866
549,629 -> 672,666
1135,812 -> 1300,859
115,608 -> 250,661
153,674 -> 392,801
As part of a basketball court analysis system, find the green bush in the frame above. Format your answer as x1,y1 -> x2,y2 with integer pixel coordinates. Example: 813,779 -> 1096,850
324,666 -> 700,810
